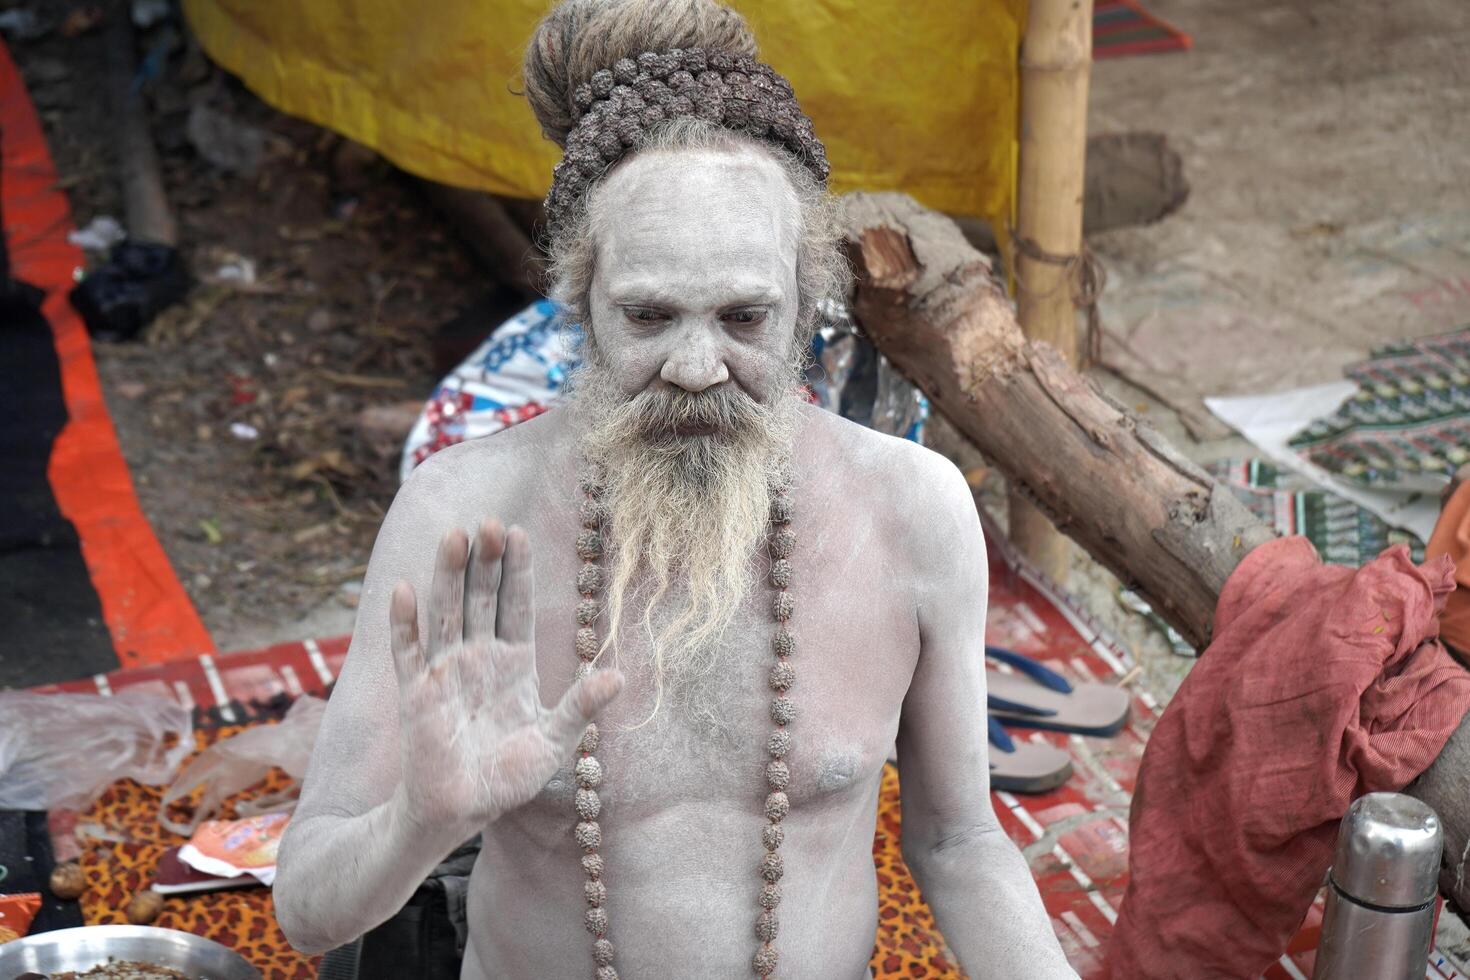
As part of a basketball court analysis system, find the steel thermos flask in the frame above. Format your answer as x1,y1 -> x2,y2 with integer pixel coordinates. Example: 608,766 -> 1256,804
1312,792 -> 1443,980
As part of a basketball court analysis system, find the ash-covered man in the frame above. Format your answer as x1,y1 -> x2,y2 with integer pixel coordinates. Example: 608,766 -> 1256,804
275,1 -> 1077,977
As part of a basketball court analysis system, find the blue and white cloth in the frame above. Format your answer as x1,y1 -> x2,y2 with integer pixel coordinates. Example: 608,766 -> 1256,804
400,300 -> 580,482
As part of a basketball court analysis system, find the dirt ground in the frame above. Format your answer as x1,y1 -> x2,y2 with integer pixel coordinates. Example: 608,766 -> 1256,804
15,0 -> 1470,683
17,15 -> 481,651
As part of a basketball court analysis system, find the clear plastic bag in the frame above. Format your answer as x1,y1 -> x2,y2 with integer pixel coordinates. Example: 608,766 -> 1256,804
809,305 -> 929,443
0,690 -> 194,811
159,694 -> 327,835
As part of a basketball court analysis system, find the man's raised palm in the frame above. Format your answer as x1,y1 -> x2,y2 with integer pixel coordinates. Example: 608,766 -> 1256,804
389,521 -> 622,834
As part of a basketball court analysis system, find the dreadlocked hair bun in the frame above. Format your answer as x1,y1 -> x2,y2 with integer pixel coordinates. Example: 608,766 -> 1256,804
524,0 -> 758,147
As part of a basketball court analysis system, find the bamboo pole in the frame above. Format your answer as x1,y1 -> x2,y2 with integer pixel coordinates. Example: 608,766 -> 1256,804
1008,0 -> 1094,585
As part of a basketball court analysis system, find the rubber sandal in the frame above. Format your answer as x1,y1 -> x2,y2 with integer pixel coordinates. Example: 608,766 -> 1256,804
985,645 -> 1131,738
988,715 -> 1072,794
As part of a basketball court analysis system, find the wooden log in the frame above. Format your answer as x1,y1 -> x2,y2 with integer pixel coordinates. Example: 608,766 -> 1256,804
842,191 -> 1269,650
105,7 -> 176,246
840,189 -> 1470,913
417,182 -> 542,297
1010,0 -> 1096,583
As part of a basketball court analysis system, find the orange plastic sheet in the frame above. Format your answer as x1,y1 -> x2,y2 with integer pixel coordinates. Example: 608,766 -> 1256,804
0,41 -> 211,666
181,0 -> 1025,239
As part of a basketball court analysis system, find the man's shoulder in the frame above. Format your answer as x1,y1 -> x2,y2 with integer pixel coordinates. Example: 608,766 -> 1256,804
799,403 -> 970,509
393,407 -> 576,523
800,408 -> 988,606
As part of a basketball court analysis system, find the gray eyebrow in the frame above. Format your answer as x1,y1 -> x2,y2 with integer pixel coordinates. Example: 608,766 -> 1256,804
608,282 -> 783,307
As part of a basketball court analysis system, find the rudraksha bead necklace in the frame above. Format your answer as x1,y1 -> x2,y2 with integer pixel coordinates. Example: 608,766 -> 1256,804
572,470 -> 797,979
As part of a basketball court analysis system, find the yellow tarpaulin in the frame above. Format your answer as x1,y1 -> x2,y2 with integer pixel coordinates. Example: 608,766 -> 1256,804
183,0 -> 1023,232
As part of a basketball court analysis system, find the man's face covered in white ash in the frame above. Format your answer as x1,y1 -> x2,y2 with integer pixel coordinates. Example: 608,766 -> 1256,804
572,145 -> 805,721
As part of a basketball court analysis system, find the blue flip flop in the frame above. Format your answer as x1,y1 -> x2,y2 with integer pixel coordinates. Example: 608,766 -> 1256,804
987,714 -> 1072,794
985,645 -> 1130,738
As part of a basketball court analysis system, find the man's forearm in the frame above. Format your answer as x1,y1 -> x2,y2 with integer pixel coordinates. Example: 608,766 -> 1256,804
907,826 -> 1079,979
274,785 -> 474,953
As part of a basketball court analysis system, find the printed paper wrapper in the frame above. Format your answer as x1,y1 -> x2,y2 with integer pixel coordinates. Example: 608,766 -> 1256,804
178,811 -> 290,887
0,892 -> 41,943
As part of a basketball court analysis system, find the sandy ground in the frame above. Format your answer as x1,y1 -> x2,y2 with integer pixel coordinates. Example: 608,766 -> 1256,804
1064,0 -> 1470,700
1090,0 -> 1470,440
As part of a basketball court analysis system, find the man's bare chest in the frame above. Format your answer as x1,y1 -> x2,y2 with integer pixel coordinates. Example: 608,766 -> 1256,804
506,527 -> 920,835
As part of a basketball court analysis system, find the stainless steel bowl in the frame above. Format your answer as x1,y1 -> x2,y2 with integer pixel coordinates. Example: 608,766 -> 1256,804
0,924 -> 261,979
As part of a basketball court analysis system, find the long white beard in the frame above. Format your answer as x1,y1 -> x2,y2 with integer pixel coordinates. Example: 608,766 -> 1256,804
573,358 -> 798,727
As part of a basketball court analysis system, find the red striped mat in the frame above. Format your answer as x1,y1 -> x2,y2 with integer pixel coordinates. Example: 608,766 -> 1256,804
1095,0 -> 1192,59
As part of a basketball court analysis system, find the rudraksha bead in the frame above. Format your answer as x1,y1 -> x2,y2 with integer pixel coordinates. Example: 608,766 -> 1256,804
769,662 -> 795,692
764,792 -> 790,822
768,558 -> 791,588
770,697 -> 796,726
574,756 -> 603,789
575,788 -> 601,820
612,58 -> 638,83
577,529 -> 604,560
583,128 -> 609,156
575,820 -> 602,852
579,724 -> 601,754
585,879 -> 608,907
760,851 -> 783,882
770,496 -> 792,523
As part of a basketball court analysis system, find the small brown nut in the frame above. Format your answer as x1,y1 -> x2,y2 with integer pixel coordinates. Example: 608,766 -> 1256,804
125,890 -> 164,925
49,861 -> 85,900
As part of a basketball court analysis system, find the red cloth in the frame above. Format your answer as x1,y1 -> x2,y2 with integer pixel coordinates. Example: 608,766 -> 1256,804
1106,538 -> 1470,979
